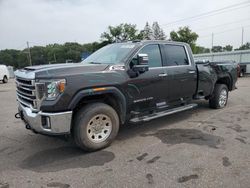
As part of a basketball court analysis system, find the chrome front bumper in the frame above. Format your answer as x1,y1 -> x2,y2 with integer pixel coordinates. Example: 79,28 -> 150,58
18,104 -> 72,135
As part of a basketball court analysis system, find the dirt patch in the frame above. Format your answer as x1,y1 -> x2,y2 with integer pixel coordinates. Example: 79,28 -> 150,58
47,182 -> 70,188
136,153 -> 148,161
235,138 -> 247,144
222,157 -> 231,167
146,173 -> 154,184
141,129 -> 223,149
202,125 -> 217,133
178,174 -> 198,183
147,156 -> 161,164
0,147 -> 9,153
0,182 -> 9,188
227,124 -> 247,133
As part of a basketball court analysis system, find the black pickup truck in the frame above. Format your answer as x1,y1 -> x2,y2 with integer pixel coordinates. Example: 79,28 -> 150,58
15,41 -> 238,151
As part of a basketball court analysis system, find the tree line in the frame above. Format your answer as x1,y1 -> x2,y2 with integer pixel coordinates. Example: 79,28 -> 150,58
0,22 -> 249,68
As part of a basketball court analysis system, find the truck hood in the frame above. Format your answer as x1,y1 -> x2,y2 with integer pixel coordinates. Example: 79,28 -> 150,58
16,63 -> 110,79
24,63 -> 77,71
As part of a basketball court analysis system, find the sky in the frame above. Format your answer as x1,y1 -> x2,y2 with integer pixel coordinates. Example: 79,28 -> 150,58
0,0 -> 250,50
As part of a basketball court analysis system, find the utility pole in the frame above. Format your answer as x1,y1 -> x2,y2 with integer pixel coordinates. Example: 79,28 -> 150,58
211,33 -> 214,52
26,41 -> 32,66
241,27 -> 244,46
53,53 -> 57,63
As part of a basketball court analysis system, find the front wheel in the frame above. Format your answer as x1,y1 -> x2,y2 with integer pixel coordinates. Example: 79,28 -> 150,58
73,103 -> 120,151
209,84 -> 228,109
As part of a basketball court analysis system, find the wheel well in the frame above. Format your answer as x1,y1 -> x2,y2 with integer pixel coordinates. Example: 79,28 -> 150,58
216,77 -> 232,90
73,94 -> 123,124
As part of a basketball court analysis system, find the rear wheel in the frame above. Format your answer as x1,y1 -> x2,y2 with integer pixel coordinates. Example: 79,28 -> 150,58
209,84 -> 228,109
2,76 -> 8,83
73,103 -> 119,151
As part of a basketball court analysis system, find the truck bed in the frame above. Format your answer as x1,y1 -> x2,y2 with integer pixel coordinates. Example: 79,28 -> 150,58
196,61 -> 238,98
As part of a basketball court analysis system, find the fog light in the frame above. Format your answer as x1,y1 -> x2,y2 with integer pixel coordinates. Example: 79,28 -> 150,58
41,116 -> 51,129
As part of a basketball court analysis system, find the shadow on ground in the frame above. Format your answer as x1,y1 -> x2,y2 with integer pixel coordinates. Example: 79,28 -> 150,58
20,147 -> 115,172
19,100 -> 212,172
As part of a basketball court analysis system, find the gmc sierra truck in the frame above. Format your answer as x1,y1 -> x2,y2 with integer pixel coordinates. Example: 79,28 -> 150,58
15,41 -> 238,151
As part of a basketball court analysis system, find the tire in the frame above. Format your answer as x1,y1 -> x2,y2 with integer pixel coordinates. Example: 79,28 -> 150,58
73,103 -> 120,151
209,84 -> 228,109
2,76 -> 8,83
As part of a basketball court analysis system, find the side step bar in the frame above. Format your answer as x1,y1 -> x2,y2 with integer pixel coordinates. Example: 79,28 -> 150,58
130,103 -> 197,123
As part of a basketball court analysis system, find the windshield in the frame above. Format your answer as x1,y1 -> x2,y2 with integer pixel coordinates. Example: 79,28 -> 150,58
82,43 -> 135,65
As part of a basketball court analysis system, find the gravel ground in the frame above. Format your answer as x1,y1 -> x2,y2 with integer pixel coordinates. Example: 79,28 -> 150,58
0,77 -> 250,188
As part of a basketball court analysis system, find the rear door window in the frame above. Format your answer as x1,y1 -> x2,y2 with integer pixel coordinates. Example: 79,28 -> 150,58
163,45 -> 189,66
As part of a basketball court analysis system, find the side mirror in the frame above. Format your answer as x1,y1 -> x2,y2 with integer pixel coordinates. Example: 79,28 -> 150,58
132,54 -> 149,73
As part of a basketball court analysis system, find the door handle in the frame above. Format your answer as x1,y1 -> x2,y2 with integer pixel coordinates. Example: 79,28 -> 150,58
158,73 -> 168,77
188,71 -> 196,74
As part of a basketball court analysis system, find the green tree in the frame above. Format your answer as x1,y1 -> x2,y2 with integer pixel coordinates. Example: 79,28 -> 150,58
101,23 -> 142,43
235,42 -> 250,50
18,51 -> 30,68
0,42 -> 106,68
141,22 -> 153,40
170,26 -> 199,51
0,50 -> 15,66
152,22 -> 166,40
64,42 -> 84,62
45,44 -> 65,63
193,46 -> 210,54
223,45 -> 233,52
30,46 -> 47,65
0,49 -> 29,68
82,42 -> 105,53
212,46 -> 223,53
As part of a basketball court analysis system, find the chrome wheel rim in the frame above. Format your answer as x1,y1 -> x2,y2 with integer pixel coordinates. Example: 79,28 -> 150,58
86,114 -> 112,143
219,89 -> 227,107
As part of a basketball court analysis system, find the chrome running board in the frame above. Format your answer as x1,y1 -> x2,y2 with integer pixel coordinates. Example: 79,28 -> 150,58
130,103 -> 197,123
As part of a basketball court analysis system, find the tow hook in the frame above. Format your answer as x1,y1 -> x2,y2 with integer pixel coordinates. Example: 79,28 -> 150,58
26,124 -> 31,130
15,113 -> 21,119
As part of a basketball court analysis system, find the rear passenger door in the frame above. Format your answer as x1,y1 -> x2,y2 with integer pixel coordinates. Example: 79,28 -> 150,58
162,44 -> 197,103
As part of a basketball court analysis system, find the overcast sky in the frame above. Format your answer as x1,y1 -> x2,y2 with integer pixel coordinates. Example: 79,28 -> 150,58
0,0 -> 250,50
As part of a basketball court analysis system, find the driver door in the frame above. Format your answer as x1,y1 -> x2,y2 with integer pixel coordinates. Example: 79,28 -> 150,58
126,44 -> 169,113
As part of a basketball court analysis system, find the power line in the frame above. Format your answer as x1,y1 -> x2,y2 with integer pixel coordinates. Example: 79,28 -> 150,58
162,0 -> 250,27
193,18 -> 250,32
198,24 -> 250,49
14,43 -> 27,50
214,25 -> 250,36
198,24 -> 250,38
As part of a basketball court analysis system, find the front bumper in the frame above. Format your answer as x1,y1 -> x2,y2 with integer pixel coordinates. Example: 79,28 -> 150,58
18,104 -> 72,135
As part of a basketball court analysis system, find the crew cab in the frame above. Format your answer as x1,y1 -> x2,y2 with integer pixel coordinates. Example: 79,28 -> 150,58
15,41 -> 238,151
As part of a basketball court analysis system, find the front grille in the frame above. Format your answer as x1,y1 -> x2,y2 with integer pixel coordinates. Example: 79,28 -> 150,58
16,77 -> 37,109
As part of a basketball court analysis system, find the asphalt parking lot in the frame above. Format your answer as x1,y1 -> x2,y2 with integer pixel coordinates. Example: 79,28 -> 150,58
0,78 -> 250,188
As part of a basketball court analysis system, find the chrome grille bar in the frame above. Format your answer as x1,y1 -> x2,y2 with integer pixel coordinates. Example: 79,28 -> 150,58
15,80 -> 35,88
15,76 -> 37,109
16,90 -> 36,98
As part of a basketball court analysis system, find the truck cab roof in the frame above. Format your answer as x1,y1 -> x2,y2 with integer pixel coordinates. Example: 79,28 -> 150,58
125,40 -> 189,46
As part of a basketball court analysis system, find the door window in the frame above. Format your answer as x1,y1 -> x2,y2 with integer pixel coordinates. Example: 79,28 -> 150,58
138,44 -> 162,67
163,45 -> 189,66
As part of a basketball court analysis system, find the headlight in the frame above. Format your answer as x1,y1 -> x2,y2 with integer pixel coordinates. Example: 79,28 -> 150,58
46,79 -> 66,100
